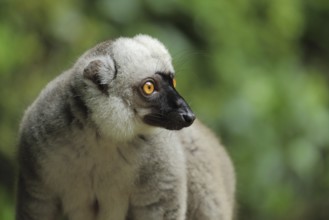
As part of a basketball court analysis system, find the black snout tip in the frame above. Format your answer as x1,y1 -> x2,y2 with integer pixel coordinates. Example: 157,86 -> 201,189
181,113 -> 196,126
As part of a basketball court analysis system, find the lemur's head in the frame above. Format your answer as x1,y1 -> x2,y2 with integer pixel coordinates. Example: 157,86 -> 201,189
73,34 -> 195,141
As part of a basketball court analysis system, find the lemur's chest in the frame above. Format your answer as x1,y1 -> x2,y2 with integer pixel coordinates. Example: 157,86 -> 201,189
42,138 -> 140,219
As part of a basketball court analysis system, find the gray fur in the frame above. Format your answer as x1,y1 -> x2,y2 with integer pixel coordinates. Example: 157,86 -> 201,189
16,34 -> 235,220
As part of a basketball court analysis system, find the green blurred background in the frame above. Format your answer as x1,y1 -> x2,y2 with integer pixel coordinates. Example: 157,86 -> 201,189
1,0 -> 329,219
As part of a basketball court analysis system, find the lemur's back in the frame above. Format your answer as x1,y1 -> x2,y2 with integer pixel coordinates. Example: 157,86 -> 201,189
178,120 -> 235,219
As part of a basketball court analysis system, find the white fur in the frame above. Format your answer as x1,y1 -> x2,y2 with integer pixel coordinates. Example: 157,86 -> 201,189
80,35 -> 175,141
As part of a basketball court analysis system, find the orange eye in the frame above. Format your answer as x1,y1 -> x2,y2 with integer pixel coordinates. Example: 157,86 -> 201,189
142,81 -> 155,95
173,78 -> 177,88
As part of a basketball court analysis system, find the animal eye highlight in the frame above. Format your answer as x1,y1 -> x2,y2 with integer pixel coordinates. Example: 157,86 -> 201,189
142,81 -> 155,95
173,78 -> 177,88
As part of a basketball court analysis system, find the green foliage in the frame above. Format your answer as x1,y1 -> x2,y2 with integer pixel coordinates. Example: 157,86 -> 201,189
0,188 -> 14,220
1,0 -> 329,219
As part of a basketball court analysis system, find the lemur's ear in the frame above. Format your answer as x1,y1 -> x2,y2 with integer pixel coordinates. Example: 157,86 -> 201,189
83,58 -> 116,94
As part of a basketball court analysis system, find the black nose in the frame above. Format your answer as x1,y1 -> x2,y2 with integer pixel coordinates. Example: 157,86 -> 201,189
181,112 -> 196,126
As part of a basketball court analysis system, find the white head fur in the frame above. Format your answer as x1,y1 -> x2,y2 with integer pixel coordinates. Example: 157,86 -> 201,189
72,35 -> 175,142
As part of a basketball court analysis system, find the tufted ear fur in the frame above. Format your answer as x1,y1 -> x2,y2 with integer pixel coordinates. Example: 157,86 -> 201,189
83,58 -> 116,95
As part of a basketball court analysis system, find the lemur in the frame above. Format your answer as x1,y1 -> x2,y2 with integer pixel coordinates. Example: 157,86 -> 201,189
16,34 -> 235,220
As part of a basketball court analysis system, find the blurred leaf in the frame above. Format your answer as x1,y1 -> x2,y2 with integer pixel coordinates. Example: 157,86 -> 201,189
288,139 -> 319,178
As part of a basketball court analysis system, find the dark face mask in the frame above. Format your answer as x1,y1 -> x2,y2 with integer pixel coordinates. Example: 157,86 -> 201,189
139,72 -> 195,130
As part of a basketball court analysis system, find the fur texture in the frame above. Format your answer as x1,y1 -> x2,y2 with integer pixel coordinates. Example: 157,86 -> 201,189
16,34 -> 235,220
